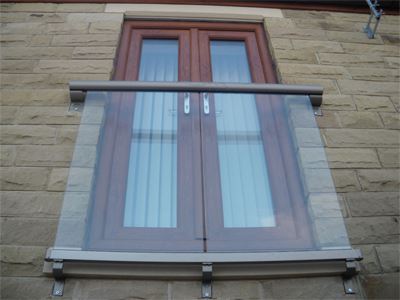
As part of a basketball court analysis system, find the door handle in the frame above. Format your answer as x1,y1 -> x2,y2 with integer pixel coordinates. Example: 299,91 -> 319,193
203,93 -> 210,115
184,92 -> 190,114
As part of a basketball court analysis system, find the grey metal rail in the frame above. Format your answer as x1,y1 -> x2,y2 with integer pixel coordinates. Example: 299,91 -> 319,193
46,248 -> 362,263
69,80 -> 323,106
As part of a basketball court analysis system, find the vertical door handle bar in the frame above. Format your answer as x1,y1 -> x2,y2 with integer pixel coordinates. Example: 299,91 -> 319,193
203,93 -> 210,115
184,92 -> 190,114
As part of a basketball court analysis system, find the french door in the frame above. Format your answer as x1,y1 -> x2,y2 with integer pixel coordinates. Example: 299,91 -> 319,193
86,22 -> 313,252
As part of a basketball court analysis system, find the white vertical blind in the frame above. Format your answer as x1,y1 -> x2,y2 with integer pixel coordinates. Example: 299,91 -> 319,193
210,41 -> 276,228
124,39 -> 178,228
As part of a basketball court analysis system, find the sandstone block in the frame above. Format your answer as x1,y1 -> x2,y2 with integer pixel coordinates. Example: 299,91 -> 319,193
346,216 -> 399,244
391,96 -> 399,112
170,281 -> 201,299
30,34 -> 52,46
362,273 -> 400,300
345,192 -> 399,217
266,26 -> 327,40
298,148 -> 328,169
15,106 -> 80,125
74,124 -> 101,145
293,128 -> 323,147
269,38 -> 292,50
71,145 -> 97,168
0,3 -> 57,12
323,129 -> 400,147
326,148 -> 380,168
61,192 -> 90,218
321,95 -> 355,111
338,79 -> 399,96
0,191 -> 63,217
314,217 -> 350,248
282,9 -> 330,19
341,42 -> 400,56
47,167 -> 68,191
0,74 -> 50,88
358,169 -> 400,192
278,63 -> 350,79
1,46 -> 73,59
291,39 -> 343,53
0,60 -> 37,73
67,167 -> 94,192
0,277 -> 54,300
55,217 -> 86,247
89,21 -> 122,34
15,145 -> 73,167
318,53 -> 384,67
0,12 -> 66,23
48,73 -> 111,87
347,67 -> 399,82
303,168 -> 336,193
0,167 -> 50,190
56,3 -> 106,12
262,276 -> 356,299
0,217 -> 57,246
0,89 -> 69,106
55,125 -> 78,145
375,244 -> 400,272
0,34 -> 30,46
34,59 -> 113,74
46,22 -> 88,34
1,22 -> 46,34
308,193 -> 343,218
66,13 -> 122,22
0,145 -> 15,166
380,112 -> 400,129
72,46 -> 116,59
294,18 -> 359,32
1,245 -> 46,276
0,106 -> 18,124
381,34 -> 400,45
355,245 -> 381,274
377,148 -> 400,168
315,110 -> 341,128
274,49 -> 318,64
214,280 -> 264,299
384,56 -> 400,68
0,125 -> 56,144
264,17 -> 295,29
331,170 -> 361,192
330,12 -> 378,23
283,77 -> 339,94
337,111 -> 384,128
354,95 -> 396,112
326,31 -> 383,44
52,34 -> 119,46
65,278 -> 168,300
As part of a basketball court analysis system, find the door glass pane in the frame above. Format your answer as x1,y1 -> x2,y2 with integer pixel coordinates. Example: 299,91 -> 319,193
124,39 -> 179,228
210,41 -> 275,228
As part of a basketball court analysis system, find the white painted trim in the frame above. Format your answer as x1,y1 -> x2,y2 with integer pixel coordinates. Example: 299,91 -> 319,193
105,4 -> 283,20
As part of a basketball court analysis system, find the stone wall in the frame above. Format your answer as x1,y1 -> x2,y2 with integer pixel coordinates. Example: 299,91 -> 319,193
0,3 -> 399,300
265,10 -> 400,299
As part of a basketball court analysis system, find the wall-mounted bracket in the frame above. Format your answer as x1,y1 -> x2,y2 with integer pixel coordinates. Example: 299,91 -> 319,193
69,102 -> 83,112
70,89 -> 86,103
52,261 -> 65,297
313,106 -> 323,116
364,0 -> 383,39
202,262 -> 213,299
343,260 -> 360,294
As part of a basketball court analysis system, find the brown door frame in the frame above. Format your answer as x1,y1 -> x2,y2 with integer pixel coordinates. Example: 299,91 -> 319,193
197,29 -> 313,251
86,20 -> 314,252
87,25 -> 204,251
